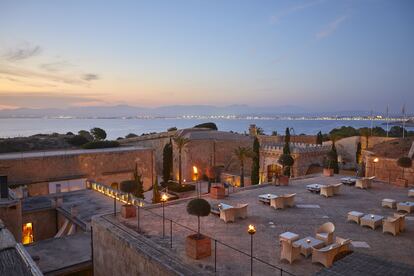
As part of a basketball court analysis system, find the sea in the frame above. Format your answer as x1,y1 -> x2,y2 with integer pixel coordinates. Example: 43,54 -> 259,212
1,118 -> 410,140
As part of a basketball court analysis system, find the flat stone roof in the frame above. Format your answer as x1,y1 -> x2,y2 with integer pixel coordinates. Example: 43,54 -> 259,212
118,175 -> 414,276
59,189 -> 122,225
25,233 -> 91,274
0,146 -> 150,160
23,196 -> 53,212
181,130 -> 252,141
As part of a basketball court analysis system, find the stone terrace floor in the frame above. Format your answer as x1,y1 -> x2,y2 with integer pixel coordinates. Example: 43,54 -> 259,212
119,175 -> 414,276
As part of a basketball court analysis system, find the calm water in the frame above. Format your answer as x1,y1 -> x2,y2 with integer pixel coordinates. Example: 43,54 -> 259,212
0,118 -> 402,139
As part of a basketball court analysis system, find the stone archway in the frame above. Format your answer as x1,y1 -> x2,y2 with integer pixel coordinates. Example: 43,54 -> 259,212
267,164 -> 282,182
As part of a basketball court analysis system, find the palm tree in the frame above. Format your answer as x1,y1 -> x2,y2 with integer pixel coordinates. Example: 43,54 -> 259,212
173,135 -> 190,185
233,146 -> 253,187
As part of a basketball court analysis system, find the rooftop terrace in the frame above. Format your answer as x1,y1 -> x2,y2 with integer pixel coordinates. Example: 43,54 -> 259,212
112,175 -> 414,275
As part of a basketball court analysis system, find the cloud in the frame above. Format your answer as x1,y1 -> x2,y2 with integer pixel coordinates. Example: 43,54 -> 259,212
3,44 -> 42,61
81,73 -> 99,81
316,15 -> 348,39
39,61 -> 74,72
0,92 -> 105,109
270,0 -> 324,24
0,64 -> 100,87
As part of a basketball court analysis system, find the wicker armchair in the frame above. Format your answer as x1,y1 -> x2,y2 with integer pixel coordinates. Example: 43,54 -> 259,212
219,208 -> 235,223
311,243 -> 340,268
316,222 -> 335,243
282,193 -> 296,207
332,183 -> 342,195
234,204 -> 248,219
280,240 -> 301,264
335,237 -> 352,254
383,216 -> 400,236
393,213 -> 406,232
270,197 -> 285,209
320,185 -> 334,197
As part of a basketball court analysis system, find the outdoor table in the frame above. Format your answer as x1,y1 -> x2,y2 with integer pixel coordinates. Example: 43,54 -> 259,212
397,202 -> 414,213
306,184 -> 325,193
293,236 -> 325,258
360,214 -> 384,229
347,211 -> 364,224
279,232 -> 299,244
218,203 -> 233,210
258,194 -> 278,204
341,177 -> 357,185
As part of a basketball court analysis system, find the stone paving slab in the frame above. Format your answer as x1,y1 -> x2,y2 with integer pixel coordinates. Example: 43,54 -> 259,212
315,252 -> 414,276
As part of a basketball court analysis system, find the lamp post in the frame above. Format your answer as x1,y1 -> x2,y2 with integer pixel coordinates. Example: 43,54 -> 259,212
247,224 -> 256,276
161,193 -> 168,238
193,166 -> 199,197
373,157 -> 379,176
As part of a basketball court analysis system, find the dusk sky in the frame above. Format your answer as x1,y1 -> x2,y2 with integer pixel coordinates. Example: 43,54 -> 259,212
0,0 -> 413,113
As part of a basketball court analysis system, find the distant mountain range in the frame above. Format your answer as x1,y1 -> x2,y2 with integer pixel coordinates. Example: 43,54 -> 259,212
0,104 -> 403,118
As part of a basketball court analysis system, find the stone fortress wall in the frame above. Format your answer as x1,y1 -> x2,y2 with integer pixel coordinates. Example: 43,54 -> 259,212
0,147 -> 155,196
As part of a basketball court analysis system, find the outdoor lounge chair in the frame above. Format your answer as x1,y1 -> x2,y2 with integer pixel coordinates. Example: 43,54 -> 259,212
394,213 -> 406,232
316,222 -> 335,243
356,177 -> 374,189
311,243 -> 340,267
332,183 -> 342,195
270,197 -> 285,209
282,193 -> 296,207
219,208 -> 235,223
233,204 -> 248,219
383,217 -> 400,236
280,240 -> 301,264
335,237 -> 352,254
320,185 -> 334,197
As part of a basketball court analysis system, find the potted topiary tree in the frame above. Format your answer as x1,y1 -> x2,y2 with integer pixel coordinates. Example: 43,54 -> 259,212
120,180 -> 137,218
185,198 -> 211,259
396,157 -> 412,187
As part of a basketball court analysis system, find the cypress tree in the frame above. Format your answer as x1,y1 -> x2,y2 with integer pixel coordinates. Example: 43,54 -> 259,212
356,142 -> 362,164
251,137 -> 260,185
162,140 -> 173,186
134,163 -> 144,199
316,131 -> 323,145
152,177 -> 161,203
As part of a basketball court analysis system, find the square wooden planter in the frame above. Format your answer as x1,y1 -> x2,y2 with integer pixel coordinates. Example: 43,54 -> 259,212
395,178 -> 408,188
323,168 -> 334,177
121,204 -> 136,218
210,186 -> 226,199
279,176 -> 289,186
186,234 -> 211,259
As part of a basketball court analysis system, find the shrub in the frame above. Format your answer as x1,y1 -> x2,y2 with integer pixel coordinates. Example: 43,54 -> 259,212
81,140 -> 120,149
167,127 -> 177,131
125,133 -> 138,139
78,130 -> 93,141
66,131 -> 74,136
90,127 -> 107,140
120,180 -> 137,195
193,122 -> 218,130
66,135 -> 89,146
167,181 -> 195,192
397,157 -> 412,168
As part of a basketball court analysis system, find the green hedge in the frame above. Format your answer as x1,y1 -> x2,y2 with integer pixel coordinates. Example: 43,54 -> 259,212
81,140 -> 120,149
167,181 -> 195,192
